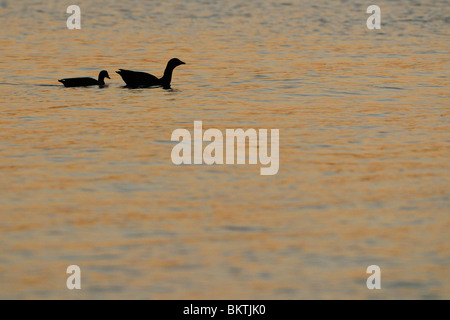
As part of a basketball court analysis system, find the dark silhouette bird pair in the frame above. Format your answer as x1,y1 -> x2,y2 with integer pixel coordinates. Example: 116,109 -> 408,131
58,58 -> 185,89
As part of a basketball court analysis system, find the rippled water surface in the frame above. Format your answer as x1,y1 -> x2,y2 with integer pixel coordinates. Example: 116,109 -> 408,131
0,0 -> 449,299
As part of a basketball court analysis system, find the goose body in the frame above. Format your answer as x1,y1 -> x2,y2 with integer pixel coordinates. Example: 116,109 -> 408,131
116,58 -> 185,89
59,70 -> 110,87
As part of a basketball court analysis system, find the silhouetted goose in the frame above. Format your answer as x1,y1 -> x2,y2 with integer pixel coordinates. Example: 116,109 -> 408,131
116,58 -> 185,89
58,70 -> 110,87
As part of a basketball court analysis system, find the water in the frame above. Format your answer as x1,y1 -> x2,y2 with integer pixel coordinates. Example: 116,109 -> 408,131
0,0 -> 449,299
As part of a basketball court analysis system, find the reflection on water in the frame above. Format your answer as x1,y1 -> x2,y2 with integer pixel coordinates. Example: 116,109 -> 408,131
0,0 -> 449,299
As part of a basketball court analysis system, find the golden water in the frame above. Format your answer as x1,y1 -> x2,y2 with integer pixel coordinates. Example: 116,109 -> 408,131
0,0 -> 449,299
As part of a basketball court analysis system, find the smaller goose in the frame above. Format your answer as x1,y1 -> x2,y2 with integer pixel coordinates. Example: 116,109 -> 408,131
58,70 -> 110,87
116,58 -> 185,89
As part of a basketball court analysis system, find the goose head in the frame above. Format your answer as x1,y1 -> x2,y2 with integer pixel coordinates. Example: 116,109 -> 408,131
98,70 -> 110,85
99,70 -> 110,80
167,58 -> 186,70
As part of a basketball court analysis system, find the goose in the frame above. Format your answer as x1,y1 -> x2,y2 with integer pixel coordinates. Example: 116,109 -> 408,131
116,58 -> 185,89
58,70 -> 110,87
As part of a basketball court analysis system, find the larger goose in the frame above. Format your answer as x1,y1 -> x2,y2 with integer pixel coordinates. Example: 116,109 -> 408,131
116,58 -> 185,89
58,70 -> 110,87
